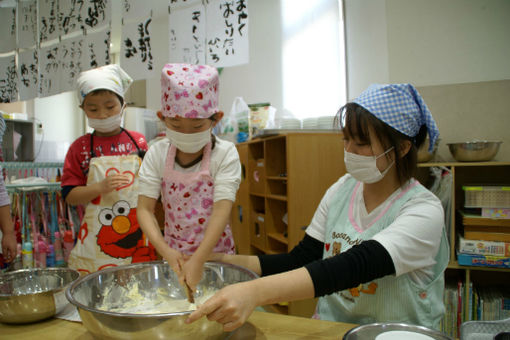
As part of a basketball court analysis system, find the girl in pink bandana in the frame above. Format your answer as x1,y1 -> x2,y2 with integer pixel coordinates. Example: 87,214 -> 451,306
137,63 -> 240,292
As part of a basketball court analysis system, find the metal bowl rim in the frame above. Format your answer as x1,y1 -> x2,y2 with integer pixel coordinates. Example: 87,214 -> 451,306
446,140 -> 502,146
0,267 -> 80,297
65,260 -> 258,318
343,322 -> 452,339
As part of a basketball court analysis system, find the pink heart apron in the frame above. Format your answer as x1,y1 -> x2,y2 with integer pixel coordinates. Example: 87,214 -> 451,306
161,142 -> 235,255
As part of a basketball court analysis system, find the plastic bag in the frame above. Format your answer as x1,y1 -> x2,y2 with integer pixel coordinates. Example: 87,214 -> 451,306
218,97 -> 249,143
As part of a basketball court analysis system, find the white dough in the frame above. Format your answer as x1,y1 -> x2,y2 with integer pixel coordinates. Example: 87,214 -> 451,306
375,330 -> 436,340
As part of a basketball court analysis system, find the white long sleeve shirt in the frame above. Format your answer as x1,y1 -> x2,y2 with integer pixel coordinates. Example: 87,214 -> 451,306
138,137 -> 241,203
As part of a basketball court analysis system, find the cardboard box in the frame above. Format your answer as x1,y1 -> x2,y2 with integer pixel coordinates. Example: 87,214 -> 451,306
458,236 -> 510,257
457,252 -> 510,269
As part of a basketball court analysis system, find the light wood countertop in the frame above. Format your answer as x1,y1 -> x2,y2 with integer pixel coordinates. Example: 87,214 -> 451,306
0,310 -> 357,339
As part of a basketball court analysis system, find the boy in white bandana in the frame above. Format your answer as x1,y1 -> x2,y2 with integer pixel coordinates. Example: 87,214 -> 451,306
62,64 -> 156,274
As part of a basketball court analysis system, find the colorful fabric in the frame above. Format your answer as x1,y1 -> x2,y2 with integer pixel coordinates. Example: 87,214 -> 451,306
161,142 -> 235,255
61,130 -> 147,187
76,64 -> 133,104
161,63 -> 219,118
353,84 -> 439,152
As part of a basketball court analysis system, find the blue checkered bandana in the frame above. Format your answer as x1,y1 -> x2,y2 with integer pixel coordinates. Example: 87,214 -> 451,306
353,83 -> 439,152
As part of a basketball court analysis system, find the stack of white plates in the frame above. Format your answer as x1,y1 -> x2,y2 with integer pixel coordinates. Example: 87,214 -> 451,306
302,117 -> 318,130
280,118 -> 301,129
317,116 -> 335,130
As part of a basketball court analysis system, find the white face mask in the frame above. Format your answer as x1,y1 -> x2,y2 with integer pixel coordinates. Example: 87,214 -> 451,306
166,127 -> 211,153
88,112 -> 123,133
344,147 -> 395,184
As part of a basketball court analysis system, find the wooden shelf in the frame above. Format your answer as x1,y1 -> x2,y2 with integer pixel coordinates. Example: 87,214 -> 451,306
266,194 -> 287,201
418,161 -> 510,167
267,232 -> 288,245
461,213 -> 510,227
250,192 -> 265,198
267,176 -> 288,181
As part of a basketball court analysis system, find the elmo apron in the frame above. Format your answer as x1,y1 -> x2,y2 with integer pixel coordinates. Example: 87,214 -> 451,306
68,154 -> 156,275
162,142 -> 235,255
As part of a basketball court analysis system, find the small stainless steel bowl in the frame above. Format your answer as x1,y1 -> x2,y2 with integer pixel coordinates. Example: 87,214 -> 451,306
343,322 -> 453,340
66,261 -> 258,340
0,267 -> 80,324
447,140 -> 502,162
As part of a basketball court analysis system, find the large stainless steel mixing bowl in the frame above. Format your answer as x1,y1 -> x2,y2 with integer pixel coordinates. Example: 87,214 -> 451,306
0,267 -> 80,323
66,261 -> 258,340
447,141 -> 502,162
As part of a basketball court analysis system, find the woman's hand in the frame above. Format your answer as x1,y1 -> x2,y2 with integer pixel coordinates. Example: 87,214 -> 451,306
186,281 -> 258,332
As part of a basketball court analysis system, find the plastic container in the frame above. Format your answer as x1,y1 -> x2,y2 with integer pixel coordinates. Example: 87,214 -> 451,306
22,241 -> 33,268
54,232 -> 65,266
46,245 -> 55,267
35,240 -> 47,268
463,186 -> 510,208
63,230 -> 74,262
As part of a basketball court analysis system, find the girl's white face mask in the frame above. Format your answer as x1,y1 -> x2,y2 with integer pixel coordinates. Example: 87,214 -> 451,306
166,128 -> 211,153
344,147 -> 394,184
88,112 -> 123,133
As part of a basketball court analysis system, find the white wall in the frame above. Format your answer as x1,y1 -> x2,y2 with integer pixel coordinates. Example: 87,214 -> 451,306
344,0 -> 510,97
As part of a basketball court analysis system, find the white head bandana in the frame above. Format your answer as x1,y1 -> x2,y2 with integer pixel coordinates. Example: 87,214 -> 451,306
76,64 -> 133,105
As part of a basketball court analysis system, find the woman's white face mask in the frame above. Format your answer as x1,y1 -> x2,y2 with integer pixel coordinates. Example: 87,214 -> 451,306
87,111 -> 123,133
166,127 -> 211,153
344,147 -> 395,184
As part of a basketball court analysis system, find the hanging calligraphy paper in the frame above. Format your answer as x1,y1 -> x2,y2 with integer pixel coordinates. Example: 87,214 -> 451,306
206,0 -> 249,67
0,7 -> 17,53
0,55 -> 18,103
59,0 -> 85,36
82,28 -> 111,72
17,0 -> 37,49
39,44 -> 61,97
39,0 -> 60,43
121,17 -> 156,80
168,1 -> 206,65
81,0 -> 111,30
60,36 -> 85,91
18,49 -> 39,101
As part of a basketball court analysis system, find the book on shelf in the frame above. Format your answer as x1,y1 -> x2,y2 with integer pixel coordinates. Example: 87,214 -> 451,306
458,235 -> 510,257
457,252 -> 510,269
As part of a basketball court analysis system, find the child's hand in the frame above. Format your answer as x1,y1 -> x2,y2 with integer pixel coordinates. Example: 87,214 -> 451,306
99,174 -> 131,194
161,247 -> 184,276
180,255 -> 205,291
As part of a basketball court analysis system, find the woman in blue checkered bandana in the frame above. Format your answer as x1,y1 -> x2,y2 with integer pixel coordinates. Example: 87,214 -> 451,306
186,84 -> 449,332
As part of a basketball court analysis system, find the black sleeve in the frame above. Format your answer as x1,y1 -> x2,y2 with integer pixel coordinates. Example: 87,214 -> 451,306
258,234 -> 324,276
61,185 -> 76,202
305,239 -> 395,297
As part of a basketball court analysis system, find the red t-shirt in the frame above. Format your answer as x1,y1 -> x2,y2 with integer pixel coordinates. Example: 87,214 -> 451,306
61,130 -> 148,187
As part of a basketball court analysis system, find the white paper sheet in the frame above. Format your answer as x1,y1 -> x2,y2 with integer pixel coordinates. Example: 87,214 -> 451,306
0,7 -> 17,53
39,0 -> 60,43
60,36 -> 85,91
17,0 -> 37,48
205,0 -> 249,67
18,49 -> 38,101
121,17 -> 156,80
82,28 -> 111,72
38,44 -> 61,98
0,55 -> 18,103
168,1 -> 206,65
59,0 -> 84,36
80,0 -> 111,31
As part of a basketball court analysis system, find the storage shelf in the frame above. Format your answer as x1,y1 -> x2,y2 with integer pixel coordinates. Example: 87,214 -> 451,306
250,192 -> 266,198
266,194 -> 287,201
266,176 -> 288,181
267,232 -> 288,245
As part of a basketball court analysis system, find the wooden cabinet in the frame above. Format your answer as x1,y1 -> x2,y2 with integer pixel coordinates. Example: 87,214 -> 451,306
231,132 -> 346,316
417,161 -> 510,333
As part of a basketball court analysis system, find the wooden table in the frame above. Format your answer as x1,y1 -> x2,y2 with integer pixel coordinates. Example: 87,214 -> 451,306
0,310 -> 356,339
